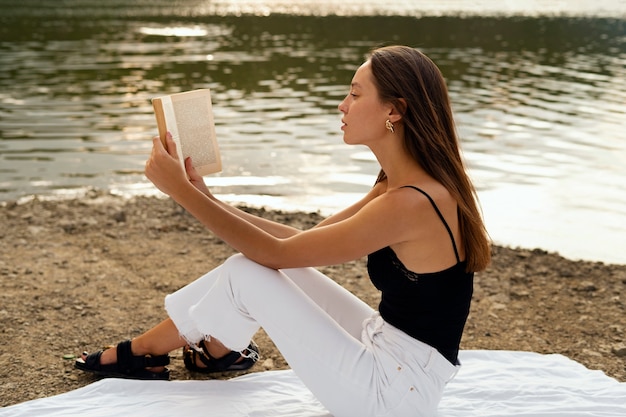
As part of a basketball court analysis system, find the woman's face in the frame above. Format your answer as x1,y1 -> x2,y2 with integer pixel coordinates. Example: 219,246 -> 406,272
338,61 -> 391,146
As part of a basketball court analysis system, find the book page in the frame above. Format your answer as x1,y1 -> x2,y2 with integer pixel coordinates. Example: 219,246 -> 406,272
154,89 -> 221,176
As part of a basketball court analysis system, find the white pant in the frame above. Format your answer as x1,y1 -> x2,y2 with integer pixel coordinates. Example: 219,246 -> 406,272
165,254 -> 458,417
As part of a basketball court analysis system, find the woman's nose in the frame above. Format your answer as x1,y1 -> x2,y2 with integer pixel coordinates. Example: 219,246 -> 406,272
338,97 -> 347,113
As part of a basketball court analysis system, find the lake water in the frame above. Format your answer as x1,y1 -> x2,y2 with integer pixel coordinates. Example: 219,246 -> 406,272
1,1 -> 625,264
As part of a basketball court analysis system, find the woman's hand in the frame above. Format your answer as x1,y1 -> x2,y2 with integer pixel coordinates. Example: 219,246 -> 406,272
145,133 -> 190,198
184,155 -> 212,196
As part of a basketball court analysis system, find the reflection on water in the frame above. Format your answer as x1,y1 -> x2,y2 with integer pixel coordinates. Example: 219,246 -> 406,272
0,1 -> 625,264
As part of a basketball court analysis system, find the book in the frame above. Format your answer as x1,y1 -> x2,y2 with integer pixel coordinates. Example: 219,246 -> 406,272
152,88 -> 222,176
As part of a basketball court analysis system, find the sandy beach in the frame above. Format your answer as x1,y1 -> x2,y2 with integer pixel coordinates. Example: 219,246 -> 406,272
1,190 -> 624,407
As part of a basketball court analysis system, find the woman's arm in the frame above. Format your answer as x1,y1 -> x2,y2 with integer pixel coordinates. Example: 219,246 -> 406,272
211,199 -> 301,238
182,143 -> 301,239
313,180 -> 386,228
145,136 -> 418,270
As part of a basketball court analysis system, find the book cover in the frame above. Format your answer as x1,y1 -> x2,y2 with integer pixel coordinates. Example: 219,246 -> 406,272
152,88 -> 222,176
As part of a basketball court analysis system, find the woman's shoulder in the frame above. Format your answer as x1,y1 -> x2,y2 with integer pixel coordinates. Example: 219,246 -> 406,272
382,182 -> 453,211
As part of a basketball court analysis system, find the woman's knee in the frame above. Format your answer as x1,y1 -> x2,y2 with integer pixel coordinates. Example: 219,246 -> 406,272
223,253 -> 268,272
221,253 -> 281,287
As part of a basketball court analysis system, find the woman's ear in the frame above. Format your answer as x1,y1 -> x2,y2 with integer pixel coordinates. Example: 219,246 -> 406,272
388,98 -> 407,124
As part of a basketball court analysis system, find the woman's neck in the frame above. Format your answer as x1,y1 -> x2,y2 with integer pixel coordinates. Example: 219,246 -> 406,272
373,144 -> 431,190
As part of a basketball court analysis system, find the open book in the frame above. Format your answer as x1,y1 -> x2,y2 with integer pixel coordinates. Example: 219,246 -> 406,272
152,89 -> 222,176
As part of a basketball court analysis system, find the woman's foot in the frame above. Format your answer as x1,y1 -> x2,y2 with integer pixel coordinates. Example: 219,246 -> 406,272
79,343 -> 166,373
75,340 -> 170,380
183,340 -> 259,374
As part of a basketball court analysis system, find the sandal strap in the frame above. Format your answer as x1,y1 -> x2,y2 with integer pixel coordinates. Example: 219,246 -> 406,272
116,340 -> 170,373
183,341 -> 259,374
82,350 -> 105,370
198,342 -> 245,372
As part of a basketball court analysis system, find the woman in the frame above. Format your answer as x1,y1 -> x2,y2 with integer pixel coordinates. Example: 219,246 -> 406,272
76,45 -> 491,417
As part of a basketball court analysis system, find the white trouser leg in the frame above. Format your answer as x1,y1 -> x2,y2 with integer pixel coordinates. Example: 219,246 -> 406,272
164,254 -> 373,349
165,254 -> 455,417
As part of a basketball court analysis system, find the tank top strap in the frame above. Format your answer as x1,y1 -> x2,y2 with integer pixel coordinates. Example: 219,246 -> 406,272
400,185 -> 461,263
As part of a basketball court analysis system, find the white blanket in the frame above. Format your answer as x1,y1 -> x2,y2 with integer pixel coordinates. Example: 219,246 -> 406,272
1,351 -> 624,417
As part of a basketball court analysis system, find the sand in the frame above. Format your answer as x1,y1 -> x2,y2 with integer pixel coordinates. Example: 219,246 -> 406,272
1,190 -> 624,407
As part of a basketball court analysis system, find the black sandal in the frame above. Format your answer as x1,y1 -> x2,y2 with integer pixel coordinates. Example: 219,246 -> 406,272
75,340 -> 170,380
183,340 -> 259,374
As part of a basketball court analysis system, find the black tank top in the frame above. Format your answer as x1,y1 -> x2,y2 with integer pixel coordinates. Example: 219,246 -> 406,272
367,186 -> 473,365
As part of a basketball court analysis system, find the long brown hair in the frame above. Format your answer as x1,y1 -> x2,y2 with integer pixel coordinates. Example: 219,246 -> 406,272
369,45 -> 491,272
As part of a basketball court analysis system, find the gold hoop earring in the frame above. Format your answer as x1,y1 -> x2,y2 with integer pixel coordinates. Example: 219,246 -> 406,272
385,119 -> 395,133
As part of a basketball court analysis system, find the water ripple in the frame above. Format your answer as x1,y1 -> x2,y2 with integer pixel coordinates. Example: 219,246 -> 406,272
0,8 -> 625,263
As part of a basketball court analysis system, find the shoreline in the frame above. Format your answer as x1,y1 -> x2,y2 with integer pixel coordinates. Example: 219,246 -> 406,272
6,186 -> 625,267
1,190 -> 624,407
